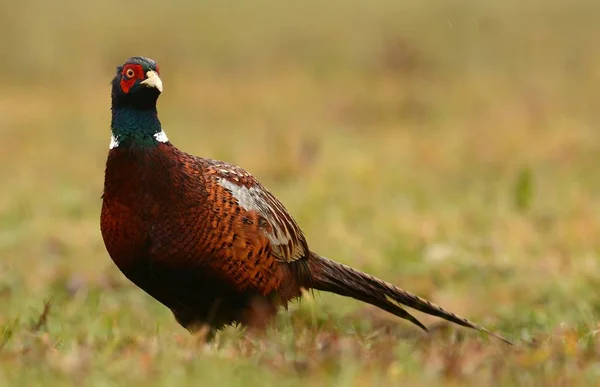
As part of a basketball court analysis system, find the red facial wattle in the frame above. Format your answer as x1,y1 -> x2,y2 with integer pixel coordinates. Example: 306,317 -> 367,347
119,64 -> 145,94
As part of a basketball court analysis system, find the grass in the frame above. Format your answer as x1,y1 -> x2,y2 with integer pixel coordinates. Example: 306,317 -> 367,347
1,0 -> 600,385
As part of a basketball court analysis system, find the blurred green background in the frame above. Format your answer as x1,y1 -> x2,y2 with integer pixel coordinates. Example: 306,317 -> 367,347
1,0 -> 600,385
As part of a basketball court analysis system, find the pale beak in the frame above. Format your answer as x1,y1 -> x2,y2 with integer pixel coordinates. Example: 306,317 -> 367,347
140,70 -> 163,92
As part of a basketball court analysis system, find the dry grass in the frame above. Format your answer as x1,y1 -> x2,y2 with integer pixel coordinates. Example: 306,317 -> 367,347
1,0 -> 600,385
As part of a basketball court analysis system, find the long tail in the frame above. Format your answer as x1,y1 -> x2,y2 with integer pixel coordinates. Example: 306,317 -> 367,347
307,252 -> 512,345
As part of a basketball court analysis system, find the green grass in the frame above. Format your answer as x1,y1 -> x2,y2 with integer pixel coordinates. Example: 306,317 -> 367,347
1,0 -> 600,385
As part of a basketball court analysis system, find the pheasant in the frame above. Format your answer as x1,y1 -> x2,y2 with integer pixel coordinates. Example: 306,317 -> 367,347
101,56 -> 511,344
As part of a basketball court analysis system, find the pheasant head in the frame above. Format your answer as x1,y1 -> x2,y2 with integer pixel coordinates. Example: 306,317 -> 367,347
110,56 -> 168,149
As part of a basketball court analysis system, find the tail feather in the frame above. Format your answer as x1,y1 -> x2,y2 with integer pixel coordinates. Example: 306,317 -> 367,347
308,252 -> 512,345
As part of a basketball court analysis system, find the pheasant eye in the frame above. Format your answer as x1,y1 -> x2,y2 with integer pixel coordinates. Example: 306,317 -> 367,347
125,68 -> 136,79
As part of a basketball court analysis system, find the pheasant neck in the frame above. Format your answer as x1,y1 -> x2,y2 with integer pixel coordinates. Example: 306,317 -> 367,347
110,107 -> 168,149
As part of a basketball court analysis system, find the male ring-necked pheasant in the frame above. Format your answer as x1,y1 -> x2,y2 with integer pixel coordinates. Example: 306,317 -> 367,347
101,57 -> 511,344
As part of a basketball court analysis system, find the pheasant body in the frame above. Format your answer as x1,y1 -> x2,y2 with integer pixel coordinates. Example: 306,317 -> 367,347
101,57 -> 511,344
102,143 -> 307,329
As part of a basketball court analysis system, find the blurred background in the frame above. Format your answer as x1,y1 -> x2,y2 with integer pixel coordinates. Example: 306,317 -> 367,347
1,0 -> 600,383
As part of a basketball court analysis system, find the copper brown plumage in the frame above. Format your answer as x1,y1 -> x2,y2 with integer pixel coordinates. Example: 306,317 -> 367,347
101,57 -> 512,344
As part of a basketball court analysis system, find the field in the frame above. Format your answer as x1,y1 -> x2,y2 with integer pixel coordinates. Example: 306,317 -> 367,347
1,0 -> 600,385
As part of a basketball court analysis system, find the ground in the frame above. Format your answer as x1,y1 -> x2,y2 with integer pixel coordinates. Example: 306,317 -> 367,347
1,0 -> 600,385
